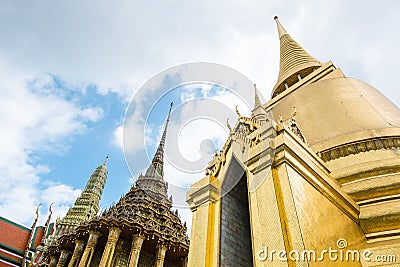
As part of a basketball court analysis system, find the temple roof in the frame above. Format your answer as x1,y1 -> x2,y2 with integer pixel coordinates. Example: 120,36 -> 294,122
272,16 -> 322,97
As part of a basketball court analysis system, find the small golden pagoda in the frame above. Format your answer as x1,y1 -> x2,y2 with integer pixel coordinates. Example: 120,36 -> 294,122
43,103 -> 189,267
186,17 -> 400,266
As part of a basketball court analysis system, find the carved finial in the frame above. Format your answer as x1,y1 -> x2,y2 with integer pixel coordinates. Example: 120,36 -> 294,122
235,105 -> 242,118
226,118 -> 232,132
35,204 -> 41,221
103,156 -> 109,166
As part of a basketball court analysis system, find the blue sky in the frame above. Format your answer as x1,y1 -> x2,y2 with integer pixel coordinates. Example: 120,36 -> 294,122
0,1 -> 399,230
32,76 -> 131,209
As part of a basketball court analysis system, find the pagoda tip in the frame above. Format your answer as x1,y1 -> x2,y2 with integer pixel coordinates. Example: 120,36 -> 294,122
103,156 -> 109,166
274,15 -> 278,20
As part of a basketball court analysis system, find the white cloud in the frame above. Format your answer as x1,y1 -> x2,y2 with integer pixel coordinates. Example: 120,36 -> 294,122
112,125 -> 124,150
39,183 -> 82,222
80,107 -> 104,122
0,70 -> 104,226
1,1 -> 398,105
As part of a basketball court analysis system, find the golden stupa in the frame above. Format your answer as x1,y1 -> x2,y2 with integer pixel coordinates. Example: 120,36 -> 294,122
186,17 -> 400,267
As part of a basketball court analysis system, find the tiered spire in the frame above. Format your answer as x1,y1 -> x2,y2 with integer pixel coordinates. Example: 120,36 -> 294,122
272,16 -> 322,97
136,102 -> 173,203
55,158 -> 108,235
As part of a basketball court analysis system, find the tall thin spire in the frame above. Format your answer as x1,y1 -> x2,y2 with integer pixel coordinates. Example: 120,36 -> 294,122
272,16 -> 322,97
146,102 -> 173,178
136,102 -> 173,203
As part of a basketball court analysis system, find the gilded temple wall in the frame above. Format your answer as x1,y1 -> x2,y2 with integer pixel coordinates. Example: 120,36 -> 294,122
285,165 -> 365,266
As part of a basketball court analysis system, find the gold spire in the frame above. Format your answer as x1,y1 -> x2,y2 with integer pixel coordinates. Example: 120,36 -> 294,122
253,84 -> 262,108
274,15 -> 287,38
272,16 -> 322,97
252,84 -> 268,122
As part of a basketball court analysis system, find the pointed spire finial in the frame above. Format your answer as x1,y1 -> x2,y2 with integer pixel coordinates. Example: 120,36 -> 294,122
274,16 -> 287,38
103,156 -> 109,166
272,16 -> 323,97
142,102 -> 174,180
159,102 -> 173,151
253,84 -> 262,108
252,84 -> 268,121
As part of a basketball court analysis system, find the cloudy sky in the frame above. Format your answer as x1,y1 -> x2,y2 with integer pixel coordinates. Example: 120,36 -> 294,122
0,1 -> 399,231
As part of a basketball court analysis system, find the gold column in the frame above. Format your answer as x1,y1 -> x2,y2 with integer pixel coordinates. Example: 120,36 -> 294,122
48,255 -> 58,267
77,230 -> 101,267
153,244 -> 168,267
99,226 -> 122,267
56,250 -> 71,267
127,234 -> 144,267
68,240 -> 85,267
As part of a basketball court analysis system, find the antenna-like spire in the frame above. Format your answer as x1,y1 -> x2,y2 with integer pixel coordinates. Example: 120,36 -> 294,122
103,155 -> 109,166
144,102 -> 173,179
274,16 -> 287,38
272,16 -> 322,97
136,103 -> 174,203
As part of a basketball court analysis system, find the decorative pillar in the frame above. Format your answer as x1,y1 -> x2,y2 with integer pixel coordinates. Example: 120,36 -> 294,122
77,230 -> 101,267
56,250 -> 71,267
128,234 -> 144,267
180,256 -> 188,267
99,226 -> 122,267
153,244 -> 168,267
68,240 -> 85,267
49,255 -> 58,267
